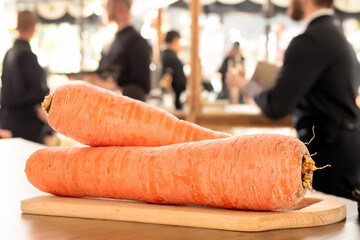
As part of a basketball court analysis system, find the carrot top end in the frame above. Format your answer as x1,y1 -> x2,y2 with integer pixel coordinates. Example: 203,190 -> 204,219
302,155 -> 315,192
302,155 -> 331,192
42,94 -> 53,114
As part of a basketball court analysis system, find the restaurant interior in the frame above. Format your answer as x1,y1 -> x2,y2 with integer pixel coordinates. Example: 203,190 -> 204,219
0,1 -> 360,239
1,0 -> 359,142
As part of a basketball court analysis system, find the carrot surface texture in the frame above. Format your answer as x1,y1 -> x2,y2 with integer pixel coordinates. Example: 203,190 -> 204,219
42,82 -> 230,147
25,134 -> 315,211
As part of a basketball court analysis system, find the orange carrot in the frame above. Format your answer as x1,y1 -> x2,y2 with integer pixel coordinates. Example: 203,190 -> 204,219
25,134 -> 315,211
42,82 -> 230,147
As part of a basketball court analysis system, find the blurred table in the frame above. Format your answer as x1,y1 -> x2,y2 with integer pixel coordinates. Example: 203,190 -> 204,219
197,104 -> 292,129
1,138 -> 359,240
167,103 -> 293,133
166,104 -> 292,128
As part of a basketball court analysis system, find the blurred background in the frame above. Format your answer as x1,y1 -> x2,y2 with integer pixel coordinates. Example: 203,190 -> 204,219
1,0 -> 360,139
1,0 -> 358,86
0,0 -> 360,80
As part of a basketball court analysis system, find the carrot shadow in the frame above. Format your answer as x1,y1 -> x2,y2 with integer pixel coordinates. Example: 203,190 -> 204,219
20,210 -> 348,240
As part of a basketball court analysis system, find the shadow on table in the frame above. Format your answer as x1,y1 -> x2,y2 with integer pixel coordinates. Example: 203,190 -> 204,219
20,213 -> 349,240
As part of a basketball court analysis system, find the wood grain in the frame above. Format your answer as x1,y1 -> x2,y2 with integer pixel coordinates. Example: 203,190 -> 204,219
21,193 -> 346,232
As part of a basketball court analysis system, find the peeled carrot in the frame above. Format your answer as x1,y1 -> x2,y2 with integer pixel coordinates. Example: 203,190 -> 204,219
25,134 -> 316,211
42,82 -> 230,147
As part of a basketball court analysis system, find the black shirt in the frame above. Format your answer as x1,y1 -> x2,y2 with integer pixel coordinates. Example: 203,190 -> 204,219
1,39 -> 48,109
254,15 -> 360,200
1,39 -> 50,143
217,56 -> 230,99
161,49 -> 186,95
98,26 -> 151,93
255,15 -> 360,131
161,49 -> 186,109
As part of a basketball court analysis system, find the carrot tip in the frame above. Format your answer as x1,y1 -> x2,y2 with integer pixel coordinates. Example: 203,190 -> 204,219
42,94 -> 53,114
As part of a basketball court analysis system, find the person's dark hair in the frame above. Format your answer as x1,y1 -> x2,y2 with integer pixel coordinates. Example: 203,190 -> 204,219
165,31 -> 180,44
313,0 -> 333,8
16,11 -> 37,32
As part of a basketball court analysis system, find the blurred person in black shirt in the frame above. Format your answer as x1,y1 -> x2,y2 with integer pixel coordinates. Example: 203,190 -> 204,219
160,30 -> 187,110
1,11 -> 51,144
217,41 -> 245,101
227,0 -> 360,200
90,0 -> 151,102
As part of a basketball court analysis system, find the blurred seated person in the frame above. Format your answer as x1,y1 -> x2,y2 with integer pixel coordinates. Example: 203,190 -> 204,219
227,0 -> 360,200
1,11 -> 52,144
89,0 -> 151,102
160,30 -> 187,110
217,41 -> 245,101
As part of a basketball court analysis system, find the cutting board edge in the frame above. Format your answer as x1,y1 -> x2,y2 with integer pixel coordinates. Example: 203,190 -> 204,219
20,194 -> 347,232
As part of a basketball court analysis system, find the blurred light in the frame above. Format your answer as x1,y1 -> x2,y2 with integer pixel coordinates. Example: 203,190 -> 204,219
131,0 -> 178,18
183,64 -> 191,76
90,22 -> 117,58
3,11 -> 16,29
140,12 -> 157,40
37,2 -> 67,20
179,15 -> 191,26
141,24 -> 156,39
149,10 -> 158,19
86,0 -> 104,16
34,48 -> 48,68
210,72 -> 222,93
182,27 -> 191,36
149,62 -> 157,71
179,38 -> 187,47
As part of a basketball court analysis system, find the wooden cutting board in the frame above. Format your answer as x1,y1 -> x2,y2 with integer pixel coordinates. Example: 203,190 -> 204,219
21,193 -> 346,232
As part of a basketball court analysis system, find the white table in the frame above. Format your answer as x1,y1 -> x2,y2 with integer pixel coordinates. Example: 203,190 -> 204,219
1,138 -> 359,239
